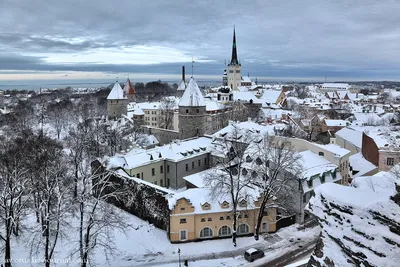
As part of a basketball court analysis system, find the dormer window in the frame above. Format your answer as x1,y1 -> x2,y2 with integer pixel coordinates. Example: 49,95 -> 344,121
251,171 -> 258,178
150,154 -> 154,160
221,201 -> 229,208
307,179 -> 313,188
246,155 -> 252,162
256,157 -> 262,165
321,173 -> 326,183
239,199 -> 247,207
242,168 -> 248,176
202,202 -> 211,210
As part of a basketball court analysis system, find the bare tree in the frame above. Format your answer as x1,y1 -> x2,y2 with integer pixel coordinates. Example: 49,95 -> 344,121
0,134 -> 30,267
248,135 -> 303,240
27,134 -> 72,267
159,97 -> 176,129
73,164 -> 133,267
203,125 -> 256,247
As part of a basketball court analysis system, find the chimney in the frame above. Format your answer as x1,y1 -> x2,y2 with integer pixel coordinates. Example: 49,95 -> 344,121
182,66 -> 185,82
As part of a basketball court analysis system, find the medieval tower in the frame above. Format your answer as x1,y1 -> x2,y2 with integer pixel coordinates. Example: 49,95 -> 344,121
107,81 -> 128,120
227,27 -> 241,91
178,77 -> 206,140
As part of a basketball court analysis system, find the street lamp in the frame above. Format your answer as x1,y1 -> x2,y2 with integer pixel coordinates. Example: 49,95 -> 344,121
178,248 -> 181,267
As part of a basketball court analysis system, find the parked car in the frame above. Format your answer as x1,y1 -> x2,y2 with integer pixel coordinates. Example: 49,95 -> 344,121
244,248 -> 264,262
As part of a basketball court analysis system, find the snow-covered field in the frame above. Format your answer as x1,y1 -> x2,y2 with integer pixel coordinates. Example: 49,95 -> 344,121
9,205 -> 319,267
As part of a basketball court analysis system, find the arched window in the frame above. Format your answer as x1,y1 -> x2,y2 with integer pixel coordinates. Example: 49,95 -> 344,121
200,227 -> 213,238
237,224 -> 250,235
218,226 -> 232,237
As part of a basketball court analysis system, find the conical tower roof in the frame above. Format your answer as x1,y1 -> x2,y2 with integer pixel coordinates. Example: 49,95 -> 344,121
177,80 -> 186,91
179,78 -> 205,107
123,78 -> 135,95
230,26 -> 239,65
107,82 -> 127,100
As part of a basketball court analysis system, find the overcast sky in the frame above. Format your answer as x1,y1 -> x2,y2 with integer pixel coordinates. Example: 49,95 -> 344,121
1,0 -> 400,81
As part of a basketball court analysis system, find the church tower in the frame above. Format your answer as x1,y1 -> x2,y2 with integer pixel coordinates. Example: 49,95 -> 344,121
227,27 -> 241,91
178,78 -> 206,140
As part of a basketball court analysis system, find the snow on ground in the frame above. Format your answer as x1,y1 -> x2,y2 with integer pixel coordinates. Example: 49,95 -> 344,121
9,203 -> 319,267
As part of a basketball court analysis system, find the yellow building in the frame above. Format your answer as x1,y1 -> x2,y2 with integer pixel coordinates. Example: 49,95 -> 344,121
168,188 -> 276,243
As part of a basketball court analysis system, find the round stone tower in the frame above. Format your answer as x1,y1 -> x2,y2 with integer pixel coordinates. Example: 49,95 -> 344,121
178,78 -> 206,140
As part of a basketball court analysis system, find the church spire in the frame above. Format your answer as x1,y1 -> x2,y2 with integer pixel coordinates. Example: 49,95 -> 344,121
230,26 -> 239,65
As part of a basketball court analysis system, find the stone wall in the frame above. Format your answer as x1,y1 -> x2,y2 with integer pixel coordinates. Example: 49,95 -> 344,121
107,99 -> 128,120
91,160 -> 170,230
178,106 -> 206,140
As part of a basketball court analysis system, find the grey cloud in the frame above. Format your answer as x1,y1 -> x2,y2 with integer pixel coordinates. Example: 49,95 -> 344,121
1,0 -> 400,79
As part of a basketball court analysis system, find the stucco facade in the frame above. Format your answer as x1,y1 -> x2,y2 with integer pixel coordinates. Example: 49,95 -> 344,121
169,198 -> 276,243
125,151 -> 210,189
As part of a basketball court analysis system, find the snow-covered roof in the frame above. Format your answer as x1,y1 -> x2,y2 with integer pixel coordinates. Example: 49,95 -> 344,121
108,137 -> 213,170
213,121 -> 287,142
123,78 -> 135,95
314,144 -> 351,157
179,78 -> 205,107
259,89 -> 282,105
324,119 -> 348,127
299,150 -> 338,177
242,76 -> 252,83
353,112 -> 380,124
177,80 -> 186,91
132,107 -> 145,116
205,100 -> 227,112
349,153 -> 377,178
167,185 -> 260,213
182,170 -> 208,188
335,127 -> 363,148
232,91 -> 260,103
107,82 -> 127,100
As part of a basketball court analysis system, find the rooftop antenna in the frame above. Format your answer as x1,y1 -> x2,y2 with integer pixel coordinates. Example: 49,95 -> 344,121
191,57 -> 194,78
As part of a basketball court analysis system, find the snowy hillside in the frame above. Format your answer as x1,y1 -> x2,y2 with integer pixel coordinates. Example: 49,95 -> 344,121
306,176 -> 400,266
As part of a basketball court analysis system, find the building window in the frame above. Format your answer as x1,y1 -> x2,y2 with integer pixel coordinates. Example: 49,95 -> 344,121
160,179 -> 163,187
387,157 -> 394,166
207,218 -> 212,221
220,216 -> 224,220
196,109 -> 199,113
180,230 -> 187,241
307,179 -> 313,188
198,160 -> 201,167
303,193 -> 307,203
180,207 -> 185,211
167,178 -> 170,187
244,214 -> 249,218
136,173 -> 140,178
167,165 -> 170,173
160,166 -> 164,174
185,164 -> 188,171
237,224 -> 249,235
180,218 -> 187,224
200,227 -> 213,238
321,174 -> 325,183
154,181 -> 157,185
319,152 -> 324,156
186,109 -> 189,113
152,168 -> 155,176
192,162 -> 195,169
201,218 -> 205,222
226,216 -> 231,220
218,226 -> 232,237
238,214 -> 242,219
204,158 -> 207,165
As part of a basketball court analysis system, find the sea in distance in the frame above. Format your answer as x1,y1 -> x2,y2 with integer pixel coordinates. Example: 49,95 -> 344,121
0,79 -> 222,91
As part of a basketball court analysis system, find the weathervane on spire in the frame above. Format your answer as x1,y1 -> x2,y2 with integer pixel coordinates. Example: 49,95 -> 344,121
191,57 -> 195,78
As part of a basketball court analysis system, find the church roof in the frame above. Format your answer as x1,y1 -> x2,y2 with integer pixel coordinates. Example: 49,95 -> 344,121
107,82 -> 127,100
179,78 -> 206,107
177,80 -> 186,91
123,78 -> 135,95
230,26 -> 239,65
132,107 -> 145,116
